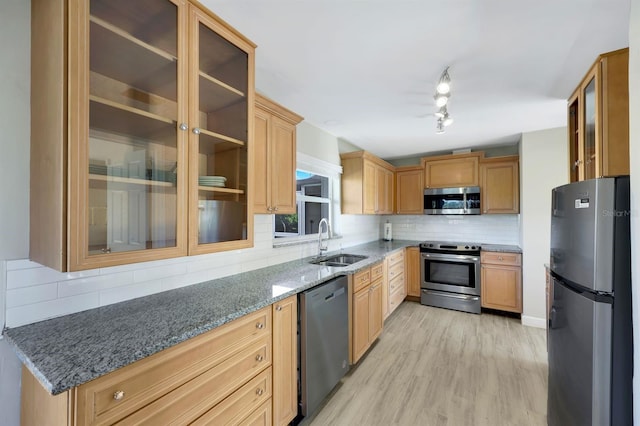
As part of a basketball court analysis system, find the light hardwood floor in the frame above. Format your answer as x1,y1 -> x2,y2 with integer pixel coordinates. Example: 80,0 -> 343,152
308,302 -> 548,426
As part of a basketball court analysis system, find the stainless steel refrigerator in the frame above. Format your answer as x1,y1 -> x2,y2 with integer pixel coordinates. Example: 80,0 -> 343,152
548,176 -> 632,426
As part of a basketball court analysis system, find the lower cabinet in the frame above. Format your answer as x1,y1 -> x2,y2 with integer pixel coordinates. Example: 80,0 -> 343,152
405,246 -> 421,298
385,249 -> 406,318
21,301 -> 296,426
352,264 -> 384,364
481,251 -> 522,313
272,296 -> 297,426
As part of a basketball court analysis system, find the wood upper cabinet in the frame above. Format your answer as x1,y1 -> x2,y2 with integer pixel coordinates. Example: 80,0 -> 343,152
253,94 -> 303,215
568,48 -> 629,182
481,251 -> 522,313
405,246 -> 421,297
31,0 -> 256,271
341,150 -> 395,215
272,295 -> 297,426
421,152 -> 482,188
480,156 -> 520,214
395,166 -> 424,214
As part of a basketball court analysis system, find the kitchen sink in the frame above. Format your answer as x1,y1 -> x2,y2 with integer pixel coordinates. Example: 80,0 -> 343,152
310,254 -> 368,267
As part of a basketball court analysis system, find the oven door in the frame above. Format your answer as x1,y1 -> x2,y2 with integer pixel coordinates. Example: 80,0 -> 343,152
421,252 -> 481,296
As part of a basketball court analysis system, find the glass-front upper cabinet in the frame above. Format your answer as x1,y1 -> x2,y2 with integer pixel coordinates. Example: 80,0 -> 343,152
188,7 -> 254,255
70,0 -> 188,269
582,74 -> 597,181
31,0 -> 254,271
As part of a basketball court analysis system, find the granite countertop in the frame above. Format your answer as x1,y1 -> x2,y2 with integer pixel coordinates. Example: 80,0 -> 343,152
3,240 -> 416,395
480,244 -> 522,253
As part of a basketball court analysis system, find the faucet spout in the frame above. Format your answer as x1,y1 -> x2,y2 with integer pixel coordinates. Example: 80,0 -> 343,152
318,218 -> 331,257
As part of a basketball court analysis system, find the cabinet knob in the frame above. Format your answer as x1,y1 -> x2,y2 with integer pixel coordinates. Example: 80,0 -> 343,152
255,322 -> 264,329
273,206 -> 279,212
498,256 -> 504,261
267,206 -> 273,212
256,388 -> 264,396
101,248 -> 111,254
275,305 -> 282,311
255,354 -> 264,362
179,123 -> 188,131
113,390 -> 125,401
192,127 -> 201,135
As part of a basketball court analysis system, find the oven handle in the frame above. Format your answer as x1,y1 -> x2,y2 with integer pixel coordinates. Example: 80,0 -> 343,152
421,252 -> 480,263
421,289 -> 479,301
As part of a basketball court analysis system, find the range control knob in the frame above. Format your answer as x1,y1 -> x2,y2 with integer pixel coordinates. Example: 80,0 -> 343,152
471,246 -> 476,250
465,246 -> 469,249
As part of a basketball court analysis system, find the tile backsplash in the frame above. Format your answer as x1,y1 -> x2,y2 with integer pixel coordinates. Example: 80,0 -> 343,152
383,214 -> 520,245
2,214 -> 380,329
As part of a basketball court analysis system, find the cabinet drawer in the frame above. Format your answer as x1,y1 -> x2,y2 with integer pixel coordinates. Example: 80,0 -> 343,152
353,269 -> 371,293
370,262 -> 384,281
481,251 -> 521,266
118,337 -> 272,425
388,274 -> 405,295
388,261 -> 404,280
76,307 -> 271,425
386,249 -> 404,267
191,368 -> 273,426
389,284 -> 405,312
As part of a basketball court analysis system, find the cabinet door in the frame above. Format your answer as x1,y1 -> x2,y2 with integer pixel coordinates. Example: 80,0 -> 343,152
481,264 -> 522,313
568,89 -> 581,183
424,155 -> 479,188
396,168 -> 423,214
68,0 -> 188,270
363,161 -> 377,214
581,68 -> 598,181
480,159 -> 519,214
253,107 -> 271,214
272,296 -> 297,426
383,168 -> 394,214
368,280 -> 383,343
406,247 -> 421,297
188,5 -> 254,254
270,116 -> 296,214
352,287 -> 370,363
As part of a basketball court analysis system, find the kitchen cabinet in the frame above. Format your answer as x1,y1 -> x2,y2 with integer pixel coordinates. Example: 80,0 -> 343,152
481,251 -> 522,313
395,166 -> 424,214
421,152 -> 482,188
406,246 -> 421,298
386,249 -> 406,318
341,151 -> 395,215
22,306 -> 274,425
30,0 -> 255,271
480,156 -> 520,214
568,48 -> 629,182
352,264 -> 384,363
254,94 -> 303,215
272,295 -> 297,426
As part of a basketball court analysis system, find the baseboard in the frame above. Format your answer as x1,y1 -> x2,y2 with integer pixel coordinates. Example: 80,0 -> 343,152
521,315 -> 546,329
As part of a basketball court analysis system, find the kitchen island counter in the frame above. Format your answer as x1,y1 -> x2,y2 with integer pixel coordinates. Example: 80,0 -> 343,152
4,240 -> 417,395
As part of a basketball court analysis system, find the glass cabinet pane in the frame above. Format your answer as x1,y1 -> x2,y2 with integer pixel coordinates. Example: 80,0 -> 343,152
583,77 -> 596,180
87,0 -> 180,255
195,20 -> 249,245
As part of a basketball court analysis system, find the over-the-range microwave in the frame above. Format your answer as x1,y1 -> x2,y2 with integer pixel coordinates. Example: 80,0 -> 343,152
423,186 -> 481,215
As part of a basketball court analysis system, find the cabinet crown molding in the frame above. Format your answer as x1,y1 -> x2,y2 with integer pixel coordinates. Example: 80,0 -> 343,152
255,93 -> 303,124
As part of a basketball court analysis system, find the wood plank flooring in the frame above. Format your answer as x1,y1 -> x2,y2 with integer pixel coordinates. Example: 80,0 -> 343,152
307,302 -> 548,426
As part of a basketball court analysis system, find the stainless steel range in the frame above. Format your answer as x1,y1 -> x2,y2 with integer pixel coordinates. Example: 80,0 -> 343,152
420,241 -> 481,314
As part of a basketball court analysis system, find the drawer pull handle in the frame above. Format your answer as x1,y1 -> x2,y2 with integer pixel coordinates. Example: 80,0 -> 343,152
275,305 -> 282,311
256,322 -> 264,329
113,391 -> 125,401
498,256 -> 504,261
255,354 -> 264,362
256,388 -> 264,396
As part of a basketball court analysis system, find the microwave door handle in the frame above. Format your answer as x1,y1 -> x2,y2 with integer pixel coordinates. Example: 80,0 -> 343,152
463,192 -> 467,213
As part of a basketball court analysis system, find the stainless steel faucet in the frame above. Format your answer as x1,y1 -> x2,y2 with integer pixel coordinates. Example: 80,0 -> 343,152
317,218 -> 331,257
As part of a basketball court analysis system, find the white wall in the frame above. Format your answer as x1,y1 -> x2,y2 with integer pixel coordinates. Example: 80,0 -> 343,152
297,122 -> 341,165
520,127 -> 568,328
628,0 -> 639,420
384,214 -> 520,245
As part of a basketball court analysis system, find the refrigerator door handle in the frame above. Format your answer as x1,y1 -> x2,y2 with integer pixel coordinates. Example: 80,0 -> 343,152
549,307 -> 557,329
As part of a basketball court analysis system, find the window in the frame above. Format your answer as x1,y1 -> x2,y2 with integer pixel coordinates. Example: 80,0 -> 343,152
274,170 -> 331,238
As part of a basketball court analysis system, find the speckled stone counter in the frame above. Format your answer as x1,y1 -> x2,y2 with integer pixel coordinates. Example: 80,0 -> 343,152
3,240 -> 417,395
480,244 -> 522,253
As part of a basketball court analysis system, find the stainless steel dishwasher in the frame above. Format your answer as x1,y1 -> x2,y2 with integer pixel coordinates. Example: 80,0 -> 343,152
299,275 -> 350,418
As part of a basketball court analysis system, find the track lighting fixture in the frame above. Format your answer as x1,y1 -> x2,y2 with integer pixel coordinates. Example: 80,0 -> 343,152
434,67 -> 453,133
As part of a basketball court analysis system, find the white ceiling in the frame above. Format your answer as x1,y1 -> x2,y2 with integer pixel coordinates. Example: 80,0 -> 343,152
203,0 -> 630,160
